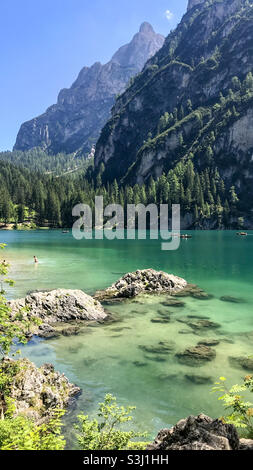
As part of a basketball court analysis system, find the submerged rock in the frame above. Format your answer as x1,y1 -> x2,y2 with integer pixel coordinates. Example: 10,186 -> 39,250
132,361 -> 148,368
144,355 -> 167,363
0,357 -> 80,424
220,296 -> 245,304
139,341 -> 175,355
94,269 -> 187,301
176,345 -> 216,366
173,284 -> 212,300
187,315 -> 210,320
161,299 -> 185,308
147,414 -> 240,450
9,289 -> 107,338
185,374 -> 213,385
229,356 -> 253,371
151,317 -> 171,324
197,339 -> 220,347
157,373 -> 179,381
188,320 -> 220,331
192,292 -> 214,300
177,316 -> 220,331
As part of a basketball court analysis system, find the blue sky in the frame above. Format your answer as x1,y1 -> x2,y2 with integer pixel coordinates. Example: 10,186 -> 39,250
0,0 -> 188,151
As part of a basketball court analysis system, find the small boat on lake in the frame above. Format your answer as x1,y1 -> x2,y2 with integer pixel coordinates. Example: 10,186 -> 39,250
237,232 -> 248,237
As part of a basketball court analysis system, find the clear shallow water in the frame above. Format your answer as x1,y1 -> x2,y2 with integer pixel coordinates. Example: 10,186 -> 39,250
0,230 -> 253,446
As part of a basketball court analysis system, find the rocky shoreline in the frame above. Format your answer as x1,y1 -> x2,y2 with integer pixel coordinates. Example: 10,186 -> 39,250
148,414 -> 253,451
0,357 -> 80,424
4,268 -> 253,450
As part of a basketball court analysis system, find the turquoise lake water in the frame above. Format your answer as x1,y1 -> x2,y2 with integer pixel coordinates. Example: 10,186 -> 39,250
0,230 -> 252,446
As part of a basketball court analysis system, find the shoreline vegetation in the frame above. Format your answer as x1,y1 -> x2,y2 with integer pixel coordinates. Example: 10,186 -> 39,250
1,256 -> 253,450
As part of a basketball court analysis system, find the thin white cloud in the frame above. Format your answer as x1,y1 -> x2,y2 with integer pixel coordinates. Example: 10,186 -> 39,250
165,9 -> 174,21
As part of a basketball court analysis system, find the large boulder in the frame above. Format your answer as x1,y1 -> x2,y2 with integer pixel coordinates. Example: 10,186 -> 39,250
0,358 -> 80,424
147,414 -> 240,450
9,289 -> 107,338
94,269 -> 187,301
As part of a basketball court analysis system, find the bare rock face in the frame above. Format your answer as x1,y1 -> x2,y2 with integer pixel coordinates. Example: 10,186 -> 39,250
0,358 -> 80,424
147,414 -> 240,451
14,24 -> 164,155
9,289 -> 107,338
187,0 -> 205,10
94,269 -> 187,301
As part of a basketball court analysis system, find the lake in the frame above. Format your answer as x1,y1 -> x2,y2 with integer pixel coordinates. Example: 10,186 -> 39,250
1,229 -> 252,446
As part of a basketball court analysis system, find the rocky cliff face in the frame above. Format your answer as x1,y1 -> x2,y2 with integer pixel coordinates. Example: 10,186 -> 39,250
14,24 -> 164,155
187,0 -> 205,11
95,0 -> 253,194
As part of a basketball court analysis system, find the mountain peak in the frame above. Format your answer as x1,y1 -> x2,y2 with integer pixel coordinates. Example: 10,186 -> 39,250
14,24 -> 164,154
111,24 -> 164,69
139,22 -> 155,34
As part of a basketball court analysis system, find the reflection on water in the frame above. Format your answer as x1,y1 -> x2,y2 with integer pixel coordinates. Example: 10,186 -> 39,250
1,230 -> 253,445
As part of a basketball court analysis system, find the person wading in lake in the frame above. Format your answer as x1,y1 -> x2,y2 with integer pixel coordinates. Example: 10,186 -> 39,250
34,256 -> 39,264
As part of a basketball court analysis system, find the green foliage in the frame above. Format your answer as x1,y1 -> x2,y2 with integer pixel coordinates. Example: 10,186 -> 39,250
0,148 -> 89,175
0,410 -> 65,450
75,394 -> 149,450
213,375 -> 253,438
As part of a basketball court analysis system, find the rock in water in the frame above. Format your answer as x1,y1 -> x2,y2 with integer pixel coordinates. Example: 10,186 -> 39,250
185,374 -> 213,385
147,414 -> 240,450
229,356 -> 253,371
220,296 -> 245,304
94,269 -> 187,301
197,339 -> 220,347
176,345 -> 216,366
0,358 -> 80,424
9,289 -> 107,338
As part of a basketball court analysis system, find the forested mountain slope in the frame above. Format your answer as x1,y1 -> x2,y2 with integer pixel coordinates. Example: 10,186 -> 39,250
95,0 -> 253,204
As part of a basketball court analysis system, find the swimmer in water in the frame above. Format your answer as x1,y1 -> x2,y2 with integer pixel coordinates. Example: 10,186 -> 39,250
34,256 -> 39,264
